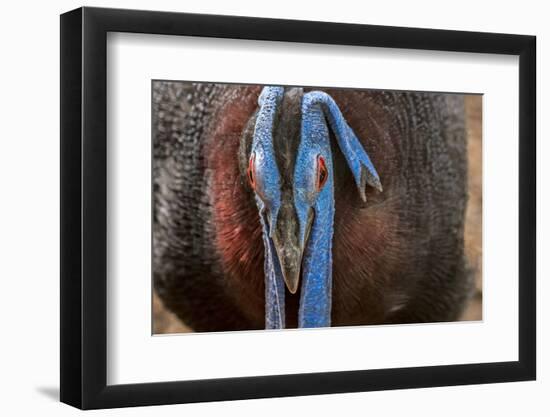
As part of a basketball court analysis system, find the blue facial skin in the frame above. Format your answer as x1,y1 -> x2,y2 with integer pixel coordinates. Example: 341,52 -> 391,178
250,87 -> 382,329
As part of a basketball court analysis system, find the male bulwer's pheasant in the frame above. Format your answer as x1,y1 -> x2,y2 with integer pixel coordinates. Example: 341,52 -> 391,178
153,82 -> 472,331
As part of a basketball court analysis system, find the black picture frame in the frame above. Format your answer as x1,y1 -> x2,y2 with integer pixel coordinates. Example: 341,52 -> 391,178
60,6 -> 536,410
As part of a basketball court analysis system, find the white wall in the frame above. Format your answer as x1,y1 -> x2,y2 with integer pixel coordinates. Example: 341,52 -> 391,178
0,0 -> 546,415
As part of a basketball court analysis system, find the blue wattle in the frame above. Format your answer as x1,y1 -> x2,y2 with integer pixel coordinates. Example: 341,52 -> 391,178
262,216 -> 286,329
297,193 -> 334,327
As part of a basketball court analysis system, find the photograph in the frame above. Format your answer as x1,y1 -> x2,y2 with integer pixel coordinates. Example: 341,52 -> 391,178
152,82 -> 483,333
53,3 -> 538,412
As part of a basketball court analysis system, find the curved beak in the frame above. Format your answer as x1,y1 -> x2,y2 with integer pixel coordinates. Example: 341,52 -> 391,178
271,203 -> 313,294
274,244 -> 302,294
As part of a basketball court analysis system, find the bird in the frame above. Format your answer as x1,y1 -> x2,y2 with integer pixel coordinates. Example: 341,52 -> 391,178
153,82 -> 472,332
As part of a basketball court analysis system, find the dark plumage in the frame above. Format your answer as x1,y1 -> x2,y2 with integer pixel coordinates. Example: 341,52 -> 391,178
153,82 -> 472,332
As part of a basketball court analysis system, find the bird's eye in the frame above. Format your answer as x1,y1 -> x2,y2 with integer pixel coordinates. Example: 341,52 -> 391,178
247,154 -> 256,189
317,155 -> 328,190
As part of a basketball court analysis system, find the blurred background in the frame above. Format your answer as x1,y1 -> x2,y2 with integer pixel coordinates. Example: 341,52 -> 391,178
153,94 -> 483,333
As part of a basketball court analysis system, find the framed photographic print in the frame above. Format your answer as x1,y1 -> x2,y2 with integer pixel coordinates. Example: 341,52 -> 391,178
60,6 -> 536,409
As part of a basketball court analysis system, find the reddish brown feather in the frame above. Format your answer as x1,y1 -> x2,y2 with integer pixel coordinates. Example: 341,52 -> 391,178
205,87 -> 266,323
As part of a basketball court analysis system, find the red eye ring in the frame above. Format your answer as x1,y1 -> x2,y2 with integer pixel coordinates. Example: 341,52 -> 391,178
317,155 -> 328,190
247,154 -> 256,189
